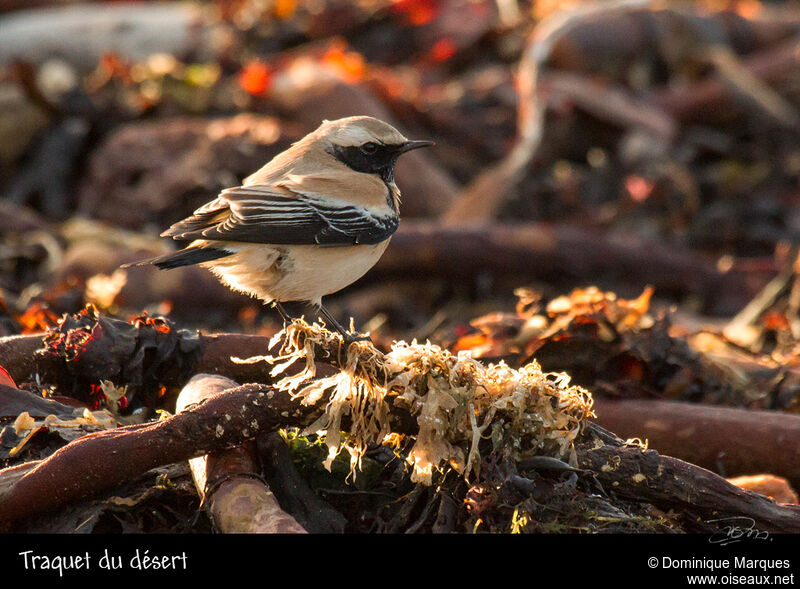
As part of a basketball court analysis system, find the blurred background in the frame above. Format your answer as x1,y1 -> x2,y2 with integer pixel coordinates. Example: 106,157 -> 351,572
7,0 -> 800,533
2,0 -> 800,370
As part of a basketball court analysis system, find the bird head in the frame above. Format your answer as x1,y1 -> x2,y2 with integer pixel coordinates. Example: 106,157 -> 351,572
316,116 -> 434,184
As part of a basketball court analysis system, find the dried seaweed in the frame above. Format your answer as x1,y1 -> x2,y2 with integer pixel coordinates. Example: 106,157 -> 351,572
234,319 -> 594,485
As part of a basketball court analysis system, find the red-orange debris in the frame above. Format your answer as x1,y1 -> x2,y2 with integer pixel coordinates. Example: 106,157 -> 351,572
239,61 -> 273,96
429,38 -> 457,62
322,40 -> 366,84
390,0 -> 440,26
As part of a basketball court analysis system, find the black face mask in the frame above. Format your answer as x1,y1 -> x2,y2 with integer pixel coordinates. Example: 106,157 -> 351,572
328,142 -> 402,184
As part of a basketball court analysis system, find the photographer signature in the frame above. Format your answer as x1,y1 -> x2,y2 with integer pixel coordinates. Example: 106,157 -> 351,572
706,516 -> 771,546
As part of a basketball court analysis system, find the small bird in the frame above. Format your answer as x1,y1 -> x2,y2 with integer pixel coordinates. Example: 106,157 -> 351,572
124,116 -> 433,341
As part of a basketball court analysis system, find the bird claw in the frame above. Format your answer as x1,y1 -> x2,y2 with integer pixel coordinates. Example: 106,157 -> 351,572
341,332 -> 373,346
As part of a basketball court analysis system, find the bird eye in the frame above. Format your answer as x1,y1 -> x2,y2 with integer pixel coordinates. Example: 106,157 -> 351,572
361,142 -> 378,154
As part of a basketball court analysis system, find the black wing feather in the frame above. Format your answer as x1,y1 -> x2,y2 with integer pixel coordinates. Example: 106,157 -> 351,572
163,185 -> 398,246
121,245 -> 231,270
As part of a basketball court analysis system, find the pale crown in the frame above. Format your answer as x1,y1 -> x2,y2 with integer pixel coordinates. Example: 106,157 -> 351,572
315,116 -> 408,148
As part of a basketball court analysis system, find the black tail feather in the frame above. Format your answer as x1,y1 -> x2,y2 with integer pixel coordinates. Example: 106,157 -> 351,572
121,246 -> 231,270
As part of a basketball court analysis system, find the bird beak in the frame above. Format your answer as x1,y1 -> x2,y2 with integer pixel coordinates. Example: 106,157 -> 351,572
397,139 -> 435,153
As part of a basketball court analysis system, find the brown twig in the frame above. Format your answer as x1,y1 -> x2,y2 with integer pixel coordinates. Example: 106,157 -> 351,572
592,399 -> 800,488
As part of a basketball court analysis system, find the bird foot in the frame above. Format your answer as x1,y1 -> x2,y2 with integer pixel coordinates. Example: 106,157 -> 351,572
341,331 -> 373,346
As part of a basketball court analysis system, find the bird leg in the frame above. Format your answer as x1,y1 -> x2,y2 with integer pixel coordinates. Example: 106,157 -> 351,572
317,304 -> 372,345
273,301 -> 293,326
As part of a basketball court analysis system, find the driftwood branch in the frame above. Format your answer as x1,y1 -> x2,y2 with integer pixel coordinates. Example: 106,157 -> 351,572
0,381 -> 329,527
593,399 -> 800,487
580,424 -> 800,533
0,331 -> 280,389
378,221 -> 775,315
175,374 -> 306,534
257,432 -> 348,533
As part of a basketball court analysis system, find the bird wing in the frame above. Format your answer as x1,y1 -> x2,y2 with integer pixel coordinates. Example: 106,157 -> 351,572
161,181 -> 398,246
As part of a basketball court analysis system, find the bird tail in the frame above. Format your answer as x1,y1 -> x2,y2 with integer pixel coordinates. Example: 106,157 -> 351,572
121,245 -> 231,270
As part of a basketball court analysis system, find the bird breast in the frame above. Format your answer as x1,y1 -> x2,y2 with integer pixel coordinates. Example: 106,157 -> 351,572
203,240 -> 391,306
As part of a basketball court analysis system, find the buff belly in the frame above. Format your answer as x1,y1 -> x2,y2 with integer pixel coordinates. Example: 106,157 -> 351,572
202,240 -> 390,306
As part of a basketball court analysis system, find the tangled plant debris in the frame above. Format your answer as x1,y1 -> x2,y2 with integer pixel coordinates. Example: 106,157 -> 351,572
34,304 -> 202,408
2,303 -> 800,533
235,319 -> 595,486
